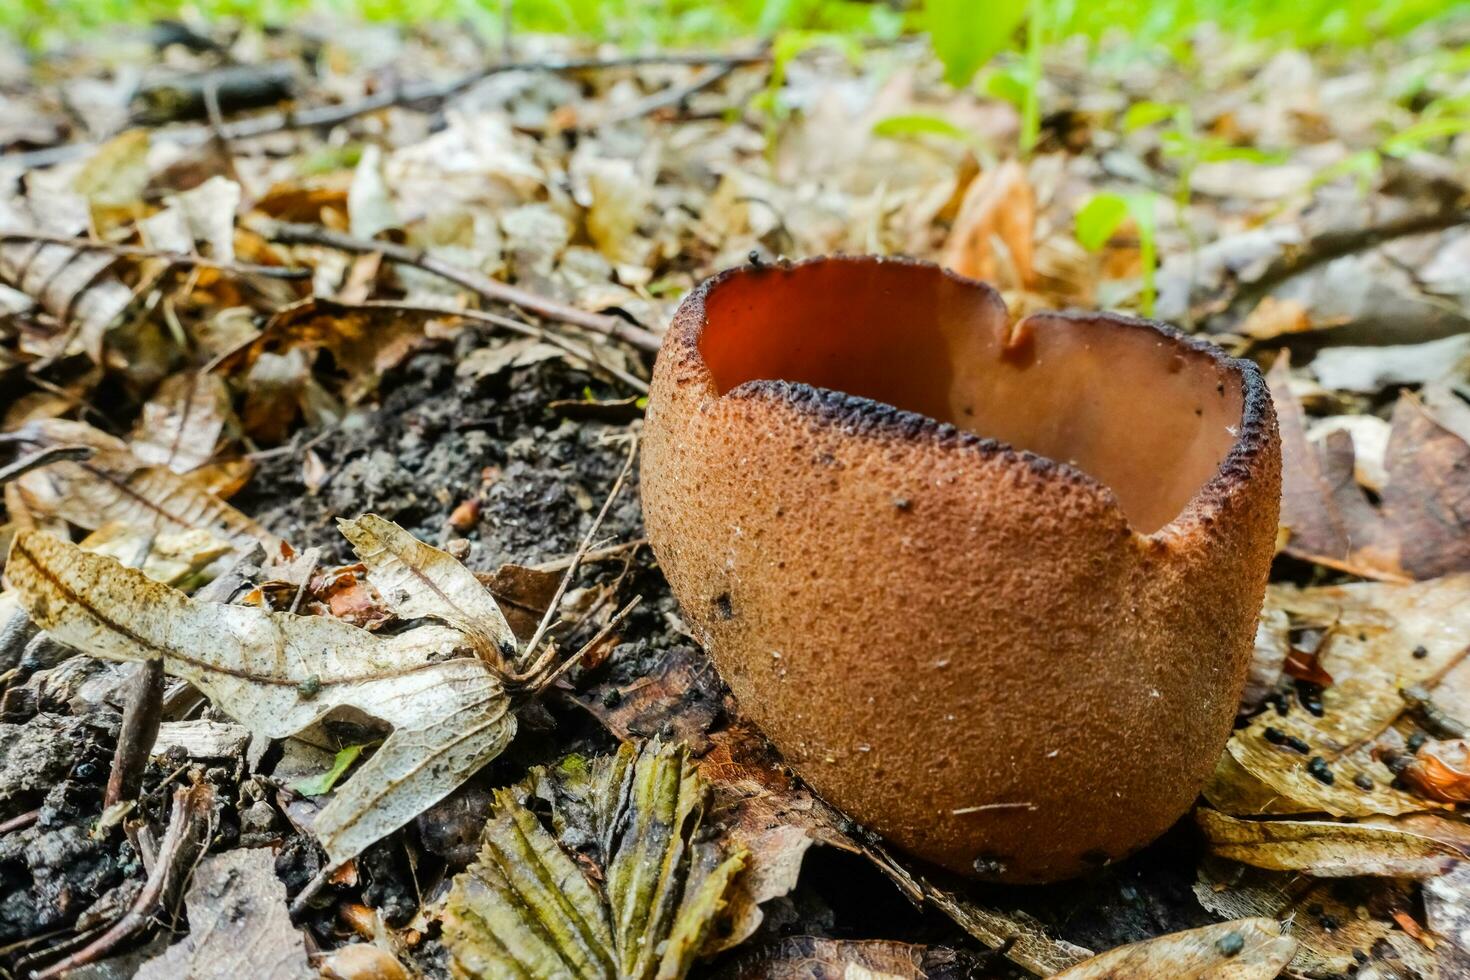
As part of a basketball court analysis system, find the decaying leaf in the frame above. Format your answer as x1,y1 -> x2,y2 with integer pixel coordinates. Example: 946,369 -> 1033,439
712,936 -> 979,980
1206,575 -> 1470,817
9,418 -> 278,552
1196,859 -> 1447,976
1048,918 -> 1296,980
339,513 -> 517,667
5,529 -> 515,863
442,740 -> 747,980
1197,807 -> 1467,878
135,847 -> 315,980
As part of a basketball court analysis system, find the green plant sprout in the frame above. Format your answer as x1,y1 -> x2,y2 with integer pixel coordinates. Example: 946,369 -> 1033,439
1075,191 -> 1159,317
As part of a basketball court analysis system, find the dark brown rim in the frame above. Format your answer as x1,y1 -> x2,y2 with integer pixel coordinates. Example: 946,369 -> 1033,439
663,254 -> 1276,540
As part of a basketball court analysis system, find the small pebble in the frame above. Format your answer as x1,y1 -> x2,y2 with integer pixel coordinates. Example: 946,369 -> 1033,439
1215,931 -> 1245,957
1307,756 -> 1334,785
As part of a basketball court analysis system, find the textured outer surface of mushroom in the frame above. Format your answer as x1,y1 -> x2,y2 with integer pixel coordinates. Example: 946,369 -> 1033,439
641,256 -> 1281,883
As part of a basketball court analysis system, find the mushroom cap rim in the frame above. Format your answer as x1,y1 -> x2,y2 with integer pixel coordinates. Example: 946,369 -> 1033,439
668,254 -> 1276,543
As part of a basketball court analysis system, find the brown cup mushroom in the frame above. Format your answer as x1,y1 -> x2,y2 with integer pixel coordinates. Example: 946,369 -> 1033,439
641,256 -> 1280,883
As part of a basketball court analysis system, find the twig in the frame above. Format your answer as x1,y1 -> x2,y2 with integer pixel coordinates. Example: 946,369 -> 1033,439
33,782 -> 215,980
255,221 -> 661,353
581,58 -> 749,130
8,49 -> 770,170
531,537 -> 647,573
0,808 -> 39,834
104,659 -> 166,809
393,303 -> 649,393
0,444 -> 94,485
530,596 -> 642,694
289,859 -> 345,921
518,437 -> 639,673
0,232 -> 311,280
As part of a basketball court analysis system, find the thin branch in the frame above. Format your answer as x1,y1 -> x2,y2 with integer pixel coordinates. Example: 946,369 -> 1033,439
580,57 -> 751,130
519,437 -> 639,671
9,49 -> 770,170
527,595 -> 642,693
104,658 -> 165,809
33,782 -> 215,980
255,221 -> 661,353
0,444 -> 94,485
0,232 -> 311,280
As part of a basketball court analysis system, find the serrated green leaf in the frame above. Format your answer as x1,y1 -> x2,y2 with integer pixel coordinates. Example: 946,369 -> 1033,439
443,742 -> 746,980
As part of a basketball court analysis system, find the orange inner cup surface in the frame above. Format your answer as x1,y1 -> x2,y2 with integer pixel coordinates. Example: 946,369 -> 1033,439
697,262 -> 1244,535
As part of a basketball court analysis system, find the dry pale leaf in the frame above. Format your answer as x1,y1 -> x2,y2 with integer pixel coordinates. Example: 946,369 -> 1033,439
1196,807 -> 1466,877
5,529 -> 515,863
10,418 -> 277,552
1048,918 -> 1296,980
338,513 -> 517,667
1196,859 -> 1445,976
713,936 -> 975,980
1206,576 -> 1470,818
129,372 -> 233,474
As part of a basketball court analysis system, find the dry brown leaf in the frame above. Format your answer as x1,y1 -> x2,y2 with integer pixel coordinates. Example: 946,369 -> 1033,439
129,371 -> 233,474
0,194 -> 136,364
1205,576 -> 1470,817
941,159 -> 1034,288
5,528 -> 515,863
9,418 -> 278,552
1240,296 -> 1314,341
575,646 -> 726,755
1049,918 -> 1296,979
1268,352 -> 1403,580
1271,356 -> 1470,581
1197,807 -> 1467,878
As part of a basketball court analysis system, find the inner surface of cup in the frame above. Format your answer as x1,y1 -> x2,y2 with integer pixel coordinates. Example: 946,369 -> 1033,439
697,260 -> 1245,535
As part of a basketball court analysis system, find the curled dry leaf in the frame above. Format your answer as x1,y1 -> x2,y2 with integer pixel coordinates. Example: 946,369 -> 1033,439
442,740 -> 746,980
941,159 -> 1034,289
1197,807 -> 1467,878
1404,739 -> 1470,804
338,513 -> 517,668
5,529 -> 515,863
1048,918 -> 1296,980
10,418 -> 278,552
1206,576 -> 1470,818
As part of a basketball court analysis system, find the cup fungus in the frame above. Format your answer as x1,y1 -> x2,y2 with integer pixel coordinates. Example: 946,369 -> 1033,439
641,256 -> 1281,883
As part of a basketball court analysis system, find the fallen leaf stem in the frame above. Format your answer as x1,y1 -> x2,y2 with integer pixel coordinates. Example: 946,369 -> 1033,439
0,231 -> 312,280
255,221 -> 662,353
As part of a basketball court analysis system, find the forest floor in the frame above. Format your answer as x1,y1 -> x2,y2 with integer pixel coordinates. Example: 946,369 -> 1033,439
0,16 -> 1469,980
